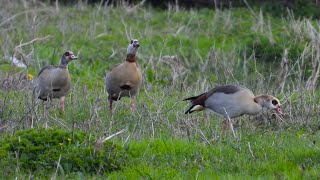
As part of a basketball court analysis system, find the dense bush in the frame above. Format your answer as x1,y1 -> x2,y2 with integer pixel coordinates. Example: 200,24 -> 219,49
242,33 -> 306,64
250,0 -> 320,19
0,129 -> 126,177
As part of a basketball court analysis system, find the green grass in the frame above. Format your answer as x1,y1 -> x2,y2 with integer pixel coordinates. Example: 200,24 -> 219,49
112,131 -> 320,179
5,129 -> 319,179
1,1 -> 320,179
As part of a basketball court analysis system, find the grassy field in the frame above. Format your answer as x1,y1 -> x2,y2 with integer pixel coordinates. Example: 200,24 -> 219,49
1,0 -> 320,179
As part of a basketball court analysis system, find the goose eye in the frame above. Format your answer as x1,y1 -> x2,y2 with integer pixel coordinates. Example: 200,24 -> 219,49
272,100 -> 278,105
130,40 -> 133,44
64,52 -> 70,56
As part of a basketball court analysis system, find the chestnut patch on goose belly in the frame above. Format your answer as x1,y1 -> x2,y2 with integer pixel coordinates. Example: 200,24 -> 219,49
38,96 -> 48,101
120,85 -> 132,90
52,88 -> 61,92
111,96 -> 121,101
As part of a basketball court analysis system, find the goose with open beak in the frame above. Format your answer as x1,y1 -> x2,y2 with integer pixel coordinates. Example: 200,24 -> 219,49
184,84 -> 283,129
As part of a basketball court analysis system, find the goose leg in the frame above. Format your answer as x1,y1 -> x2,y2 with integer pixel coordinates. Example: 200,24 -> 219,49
43,102 -> 47,118
223,119 -> 232,130
222,118 -> 238,141
59,96 -> 66,114
108,97 -> 113,113
221,119 -> 232,136
44,100 -> 50,129
130,98 -> 135,112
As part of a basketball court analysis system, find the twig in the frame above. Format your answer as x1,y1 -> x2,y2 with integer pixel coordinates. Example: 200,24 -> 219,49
197,128 -> 211,145
274,113 -> 289,126
121,17 -> 130,40
51,116 -> 71,131
123,133 -> 132,146
127,0 -> 146,13
247,142 -> 255,159
13,35 -> 52,50
243,0 -> 258,20
224,108 -> 239,142
15,151 -> 20,174
0,9 -> 52,27
12,100 -> 41,131
108,48 -> 117,59
10,35 -> 52,67
55,0 -> 59,13
100,128 -> 126,143
52,154 -> 62,180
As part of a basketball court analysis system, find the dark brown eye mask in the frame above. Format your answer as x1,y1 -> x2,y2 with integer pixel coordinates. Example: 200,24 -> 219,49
272,99 -> 278,105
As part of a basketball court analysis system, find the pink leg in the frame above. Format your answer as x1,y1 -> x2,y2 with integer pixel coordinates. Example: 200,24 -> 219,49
59,96 -> 65,113
223,119 -> 231,130
44,102 -> 49,118
44,101 -> 50,129
131,98 -> 135,112
221,119 -> 231,135
109,98 -> 113,113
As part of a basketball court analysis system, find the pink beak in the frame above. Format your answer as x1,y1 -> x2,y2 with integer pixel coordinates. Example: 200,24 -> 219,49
275,106 -> 283,115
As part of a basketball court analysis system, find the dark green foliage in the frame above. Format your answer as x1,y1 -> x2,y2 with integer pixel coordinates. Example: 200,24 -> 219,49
0,129 -> 126,176
146,66 -> 155,83
243,33 -> 306,64
244,34 -> 282,63
292,0 -> 320,18
245,0 -> 320,18
39,0 -> 320,19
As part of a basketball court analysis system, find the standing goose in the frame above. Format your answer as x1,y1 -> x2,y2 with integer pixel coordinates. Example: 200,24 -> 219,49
184,84 -> 283,128
105,39 -> 142,112
35,51 -> 77,113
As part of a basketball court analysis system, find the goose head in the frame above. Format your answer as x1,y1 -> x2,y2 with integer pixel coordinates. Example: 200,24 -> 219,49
255,95 -> 283,115
60,51 -> 78,66
127,39 -> 140,55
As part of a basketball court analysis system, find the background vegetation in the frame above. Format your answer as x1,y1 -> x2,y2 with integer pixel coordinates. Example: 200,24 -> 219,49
0,0 -> 320,178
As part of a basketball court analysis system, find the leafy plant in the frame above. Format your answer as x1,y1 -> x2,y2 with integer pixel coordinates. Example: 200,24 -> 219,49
0,129 -> 126,176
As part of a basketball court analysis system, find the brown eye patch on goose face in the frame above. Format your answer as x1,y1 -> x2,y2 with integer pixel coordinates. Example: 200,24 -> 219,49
272,99 -> 279,106
130,40 -> 133,44
64,51 -> 70,56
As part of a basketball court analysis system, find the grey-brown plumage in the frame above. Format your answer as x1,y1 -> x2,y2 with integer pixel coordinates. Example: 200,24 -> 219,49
184,84 -> 283,128
35,51 -> 77,113
105,39 -> 142,112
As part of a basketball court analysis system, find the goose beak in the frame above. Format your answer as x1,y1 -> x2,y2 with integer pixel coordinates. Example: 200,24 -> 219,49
70,54 -> 78,60
134,43 -> 140,48
275,106 -> 283,115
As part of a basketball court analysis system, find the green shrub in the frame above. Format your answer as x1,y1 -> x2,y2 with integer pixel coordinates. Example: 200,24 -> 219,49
246,34 -> 283,63
243,33 -> 306,64
0,129 -> 126,177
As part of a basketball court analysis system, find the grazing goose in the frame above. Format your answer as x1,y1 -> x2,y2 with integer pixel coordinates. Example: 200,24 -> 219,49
105,39 -> 142,112
35,51 -> 77,113
184,84 -> 283,129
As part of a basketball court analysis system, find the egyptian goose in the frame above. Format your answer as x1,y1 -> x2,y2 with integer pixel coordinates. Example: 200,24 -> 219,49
105,39 -> 142,112
35,51 -> 77,113
184,84 -> 283,128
